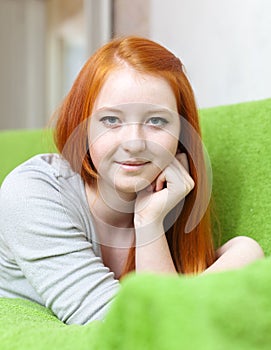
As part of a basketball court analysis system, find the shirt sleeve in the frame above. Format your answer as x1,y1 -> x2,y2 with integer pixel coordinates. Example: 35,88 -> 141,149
0,165 -> 120,325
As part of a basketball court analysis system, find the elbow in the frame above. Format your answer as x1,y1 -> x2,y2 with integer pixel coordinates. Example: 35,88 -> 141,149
232,235 -> 265,260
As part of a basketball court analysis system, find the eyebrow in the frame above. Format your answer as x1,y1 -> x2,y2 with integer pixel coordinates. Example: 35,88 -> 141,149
95,107 -> 124,114
144,108 -> 175,116
95,106 -> 176,117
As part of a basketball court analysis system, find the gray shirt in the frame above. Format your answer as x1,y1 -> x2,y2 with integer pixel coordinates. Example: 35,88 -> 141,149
0,154 -> 120,324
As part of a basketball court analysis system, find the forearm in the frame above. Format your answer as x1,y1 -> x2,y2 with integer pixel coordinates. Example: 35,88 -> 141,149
135,223 -> 177,274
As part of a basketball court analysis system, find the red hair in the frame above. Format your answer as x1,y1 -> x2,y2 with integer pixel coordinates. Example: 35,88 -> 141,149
54,36 -> 215,275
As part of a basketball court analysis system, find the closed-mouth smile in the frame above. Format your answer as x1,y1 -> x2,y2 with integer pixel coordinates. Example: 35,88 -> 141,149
116,160 -> 151,171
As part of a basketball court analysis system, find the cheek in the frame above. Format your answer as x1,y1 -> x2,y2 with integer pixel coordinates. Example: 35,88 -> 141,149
88,138 -> 110,172
163,137 -> 179,154
151,134 -> 179,156
151,120 -> 181,158
148,134 -> 179,171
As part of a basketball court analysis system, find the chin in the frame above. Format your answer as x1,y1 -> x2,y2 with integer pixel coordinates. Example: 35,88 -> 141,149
114,178 -> 150,194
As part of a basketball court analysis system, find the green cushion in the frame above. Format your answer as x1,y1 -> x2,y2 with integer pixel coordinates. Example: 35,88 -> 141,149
200,98 -> 271,255
1,258 -> 271,350
0,297 -> 101,350
0,98 -> 271,349
0,128 -> 56,184
96,258 -> 271,350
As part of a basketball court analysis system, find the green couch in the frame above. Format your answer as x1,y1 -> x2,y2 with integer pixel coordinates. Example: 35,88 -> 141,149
0,99 -> 271,350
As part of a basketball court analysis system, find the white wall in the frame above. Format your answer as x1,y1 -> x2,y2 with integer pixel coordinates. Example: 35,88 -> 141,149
0,0 -> 46,129
150,0 -> 271,108
1,0 -> 270,129
0,0 -> 111,130
46,0 -> 111,119
46,0 -> 86,119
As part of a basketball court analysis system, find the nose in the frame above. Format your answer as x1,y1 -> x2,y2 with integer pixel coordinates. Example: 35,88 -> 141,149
121,123 -> 146,154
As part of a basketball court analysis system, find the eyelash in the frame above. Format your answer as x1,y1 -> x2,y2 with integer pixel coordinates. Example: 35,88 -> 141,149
99,116 -> 169,128
100,116 -> 121,128
146,117 -> 169,127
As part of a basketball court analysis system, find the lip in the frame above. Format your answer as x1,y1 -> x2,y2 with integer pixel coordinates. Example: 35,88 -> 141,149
116,160 -> 150,171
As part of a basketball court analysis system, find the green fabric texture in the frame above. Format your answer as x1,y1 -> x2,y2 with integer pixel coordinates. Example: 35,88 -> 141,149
1,258 -> 271,350
0,128 -> 56,184
0,98 -> 271,349
200,98 -> 271,255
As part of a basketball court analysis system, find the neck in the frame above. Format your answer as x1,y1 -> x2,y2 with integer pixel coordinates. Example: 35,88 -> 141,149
85,180 -> 135,228
85,180 -> 135,249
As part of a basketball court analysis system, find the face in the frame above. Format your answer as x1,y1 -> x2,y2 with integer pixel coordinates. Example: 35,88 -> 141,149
87,67 -> 181,200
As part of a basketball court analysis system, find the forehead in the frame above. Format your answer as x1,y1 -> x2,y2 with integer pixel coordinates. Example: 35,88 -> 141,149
93,67 -> 178,113
92,103 -> 179,120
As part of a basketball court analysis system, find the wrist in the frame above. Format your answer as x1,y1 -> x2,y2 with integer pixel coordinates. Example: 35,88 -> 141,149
134,221 -> 165,247
134,212 -> 164,229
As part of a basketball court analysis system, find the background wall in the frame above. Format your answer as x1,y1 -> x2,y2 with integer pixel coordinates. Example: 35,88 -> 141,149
0,0 -> 111,130
149,0 -> 271,108
113,0 -> 271,108
113,0 -> 149,37
0,0 -> 46,129
0,0 -> 270,129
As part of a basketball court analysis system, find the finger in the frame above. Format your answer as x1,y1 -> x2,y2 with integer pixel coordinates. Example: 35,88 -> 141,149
155,172 -> 166,192
168,156 -> 195,192
146,183 -> 154,192
163,163 -> 195,203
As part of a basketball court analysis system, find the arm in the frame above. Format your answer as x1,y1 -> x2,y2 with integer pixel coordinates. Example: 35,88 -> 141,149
204,236 -> 264,274
134,153 -> 194,274
133,154 -> 264,275
0,164 -> 119,324
135,223 -> 177,274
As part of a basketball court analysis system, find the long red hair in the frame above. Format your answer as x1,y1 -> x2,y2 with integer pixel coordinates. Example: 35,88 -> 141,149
54,36 -> 215,275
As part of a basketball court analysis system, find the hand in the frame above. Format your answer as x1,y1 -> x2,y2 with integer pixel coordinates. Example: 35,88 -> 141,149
134,153 -> 195,229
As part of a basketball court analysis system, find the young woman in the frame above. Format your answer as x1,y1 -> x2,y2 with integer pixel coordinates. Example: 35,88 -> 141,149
0,36 -> 263,325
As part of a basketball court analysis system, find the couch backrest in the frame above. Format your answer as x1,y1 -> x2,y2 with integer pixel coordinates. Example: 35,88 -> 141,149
1,99 -> 270,253
200,98 -> 271,253
0,128 -> 56,184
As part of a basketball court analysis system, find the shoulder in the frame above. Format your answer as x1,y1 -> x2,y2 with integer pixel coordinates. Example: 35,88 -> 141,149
0,153 -> 92,244
0,153 -> 87,223
1,153 -> 80,195
2,153 -> 76,183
